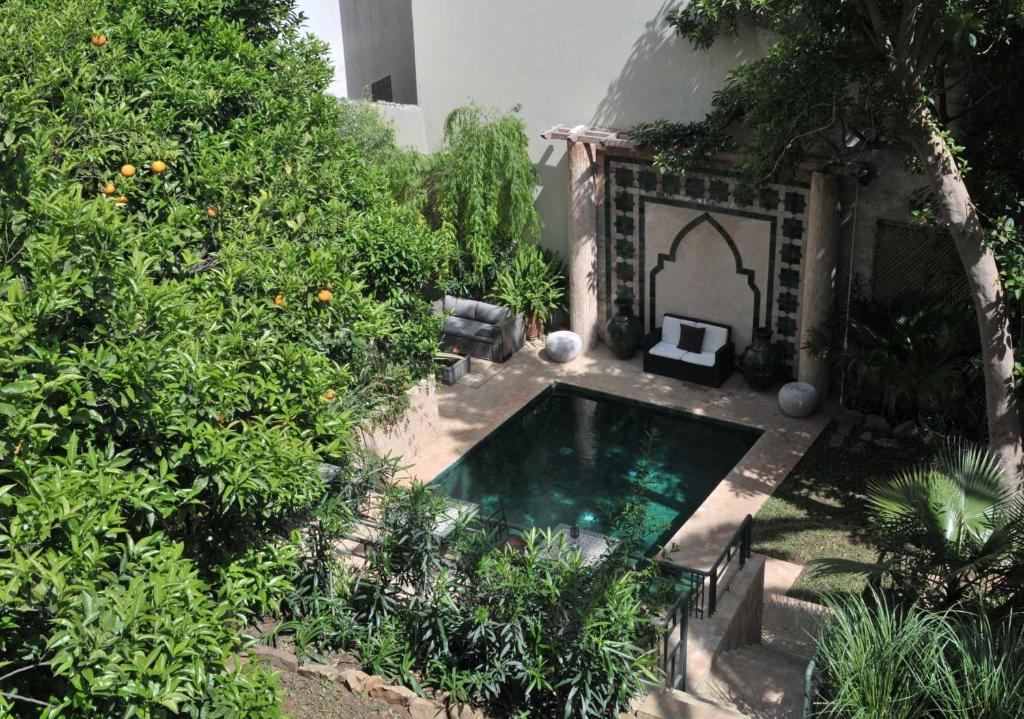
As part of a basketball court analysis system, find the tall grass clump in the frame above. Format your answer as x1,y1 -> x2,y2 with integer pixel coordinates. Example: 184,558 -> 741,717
814,590 -> 1024,718
816,591 -> 944,719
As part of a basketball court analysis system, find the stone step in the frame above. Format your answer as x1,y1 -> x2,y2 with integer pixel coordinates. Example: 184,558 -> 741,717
694,644 -> 811,719
761,593 -> 826,660
635,687 -> 748,719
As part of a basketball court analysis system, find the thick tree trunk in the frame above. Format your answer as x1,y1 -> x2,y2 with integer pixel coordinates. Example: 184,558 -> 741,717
910,124 -> 1023,483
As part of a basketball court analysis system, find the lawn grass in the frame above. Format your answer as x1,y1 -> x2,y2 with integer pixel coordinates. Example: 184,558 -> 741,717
753,424 -> 931,605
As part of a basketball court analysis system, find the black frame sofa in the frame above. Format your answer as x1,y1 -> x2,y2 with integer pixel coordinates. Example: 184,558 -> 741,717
642,313 -> 735,387
434,295 -> 525,363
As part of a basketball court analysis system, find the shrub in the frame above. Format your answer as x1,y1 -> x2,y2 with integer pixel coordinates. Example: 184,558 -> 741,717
489,244 -> 566,334
427,105 -> 542,296
807,294 -> 978,428
0,0 -> 443,714
810,445 -> 1024,610
282,480 -> 660,718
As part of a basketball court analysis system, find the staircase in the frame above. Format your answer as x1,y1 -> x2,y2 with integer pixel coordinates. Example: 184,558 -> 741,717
690,592 -> 825,719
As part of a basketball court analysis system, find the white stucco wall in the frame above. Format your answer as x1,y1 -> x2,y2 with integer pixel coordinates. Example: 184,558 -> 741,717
411,1 -> 765,257
376,102 -> 429,152
295,0 -> 348,97
339,0 -> 418,103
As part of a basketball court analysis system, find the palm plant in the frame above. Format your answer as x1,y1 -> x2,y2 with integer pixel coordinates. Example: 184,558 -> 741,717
807,295 -> 976,422
489,244 -> 566,338
810,445 -> 1024,610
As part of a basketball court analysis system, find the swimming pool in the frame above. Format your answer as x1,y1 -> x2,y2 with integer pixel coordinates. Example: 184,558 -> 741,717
429,383 -> 762,555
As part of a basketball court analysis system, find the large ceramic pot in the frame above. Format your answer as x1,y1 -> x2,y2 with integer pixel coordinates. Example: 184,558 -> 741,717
606,298 -> 643,360
740,327 -> 779,390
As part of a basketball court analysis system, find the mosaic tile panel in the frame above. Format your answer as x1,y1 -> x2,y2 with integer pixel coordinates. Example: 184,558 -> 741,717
600,155 -> 810,375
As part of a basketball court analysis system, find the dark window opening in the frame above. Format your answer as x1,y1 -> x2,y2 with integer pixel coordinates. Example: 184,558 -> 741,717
370,76 -> 393,102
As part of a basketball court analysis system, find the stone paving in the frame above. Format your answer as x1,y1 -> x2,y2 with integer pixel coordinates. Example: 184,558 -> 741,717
404,342 -> 832,573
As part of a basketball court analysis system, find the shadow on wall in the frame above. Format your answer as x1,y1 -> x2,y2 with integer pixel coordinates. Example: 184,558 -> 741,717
591,0 -> 760,131
534,144 -> 570,257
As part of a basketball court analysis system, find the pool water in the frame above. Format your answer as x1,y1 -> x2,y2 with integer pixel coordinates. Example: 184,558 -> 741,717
429,383 -> 762,555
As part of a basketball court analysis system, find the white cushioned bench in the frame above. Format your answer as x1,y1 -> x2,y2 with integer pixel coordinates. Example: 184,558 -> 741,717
642,313 -> 735,387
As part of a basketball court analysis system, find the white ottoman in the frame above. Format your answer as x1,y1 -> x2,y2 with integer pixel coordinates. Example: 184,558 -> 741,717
778,381 -> 819,418
546,331 -> 582,363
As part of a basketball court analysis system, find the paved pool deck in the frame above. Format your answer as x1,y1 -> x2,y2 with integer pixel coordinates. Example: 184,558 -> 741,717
403,342 -> 831,573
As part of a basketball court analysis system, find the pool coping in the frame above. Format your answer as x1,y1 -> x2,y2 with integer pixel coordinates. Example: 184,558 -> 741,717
401,343 -> 832,574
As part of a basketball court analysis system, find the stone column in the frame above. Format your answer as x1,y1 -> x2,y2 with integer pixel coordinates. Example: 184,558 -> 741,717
798,171 -> 841,395
567,140 -> 600,350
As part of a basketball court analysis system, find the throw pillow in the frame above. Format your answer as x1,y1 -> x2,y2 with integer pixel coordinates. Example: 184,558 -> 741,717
678,325 -> 705,353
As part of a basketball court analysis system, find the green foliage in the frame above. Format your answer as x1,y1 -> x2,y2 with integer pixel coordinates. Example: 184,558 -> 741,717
0,0 -> 444,714
814,590 -> 1024,718
632,1 -> 1024,314
634,1 -> 1024,176
816,590 -> 946,719
427,105 -> 542,296
489,245 -> 566,329
806,295 -> 979,427
282,481 -> 659,718
810,445 -> 1024,611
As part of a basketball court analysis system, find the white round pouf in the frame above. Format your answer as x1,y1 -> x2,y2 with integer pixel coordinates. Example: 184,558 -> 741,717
778,381 -> 819,418
546,330 -> 582,363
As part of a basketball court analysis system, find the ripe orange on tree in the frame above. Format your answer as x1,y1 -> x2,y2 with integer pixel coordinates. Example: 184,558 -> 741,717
316,288 -> 333,303
325,390 -> 337,401
120,164 -> 136,178
207,207 -> 218,218
151,160 -> 167,173
91,34 -> 107,47
102,182 -> 116,196
273,293 -> 285,306
116,195 -> 127,205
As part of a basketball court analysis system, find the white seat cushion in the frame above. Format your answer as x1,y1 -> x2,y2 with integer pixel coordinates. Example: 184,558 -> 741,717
699,324 -> 729,353
649,341 -> 686,361
662,316 -> 683,346
682,350 -> 717,367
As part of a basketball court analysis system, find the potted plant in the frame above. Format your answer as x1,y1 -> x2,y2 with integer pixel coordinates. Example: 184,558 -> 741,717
434,349 -> 470,386
489,244 -> 565,340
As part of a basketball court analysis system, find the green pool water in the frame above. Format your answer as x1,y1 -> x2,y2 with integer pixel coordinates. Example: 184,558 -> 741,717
429,383 -> 762,554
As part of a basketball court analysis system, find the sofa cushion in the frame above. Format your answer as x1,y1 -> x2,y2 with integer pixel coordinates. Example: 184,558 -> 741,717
649,341 -> 686,361
699,324 -> 729,353
682,350 -> 717,367
444,316 -> 496,343
474,300 -> 513,325
662,316 -> 683,346
443,295 -> 480,320
678,324 -> 705,353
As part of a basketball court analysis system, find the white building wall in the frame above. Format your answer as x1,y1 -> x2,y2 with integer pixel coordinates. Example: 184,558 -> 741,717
295,0 -> 348,97
411,0 -> 766,257
339,0 -> 418,103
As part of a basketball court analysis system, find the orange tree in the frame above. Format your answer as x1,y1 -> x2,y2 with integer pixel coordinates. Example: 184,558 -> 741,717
0,0 -> 444,715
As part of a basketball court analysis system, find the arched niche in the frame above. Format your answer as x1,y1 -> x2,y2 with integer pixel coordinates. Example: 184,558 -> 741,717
646,209 -> 772,353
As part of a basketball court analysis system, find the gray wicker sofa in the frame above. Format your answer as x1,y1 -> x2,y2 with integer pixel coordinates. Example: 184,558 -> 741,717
434,295 -> 524,363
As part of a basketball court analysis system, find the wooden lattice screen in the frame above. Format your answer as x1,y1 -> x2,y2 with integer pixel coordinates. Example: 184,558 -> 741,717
871,220 -> 968,303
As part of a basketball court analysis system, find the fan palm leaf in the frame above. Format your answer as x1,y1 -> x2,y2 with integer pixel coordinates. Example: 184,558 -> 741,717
812,444 -> 1024,609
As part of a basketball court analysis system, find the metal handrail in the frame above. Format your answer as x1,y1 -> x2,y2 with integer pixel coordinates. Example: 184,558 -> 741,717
653,580 -> 693,691
801,653 -> 820,719
664,514 -> 753,619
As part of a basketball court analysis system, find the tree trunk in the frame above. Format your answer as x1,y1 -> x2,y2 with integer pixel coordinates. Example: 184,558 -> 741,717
909,122 -> 1023,483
